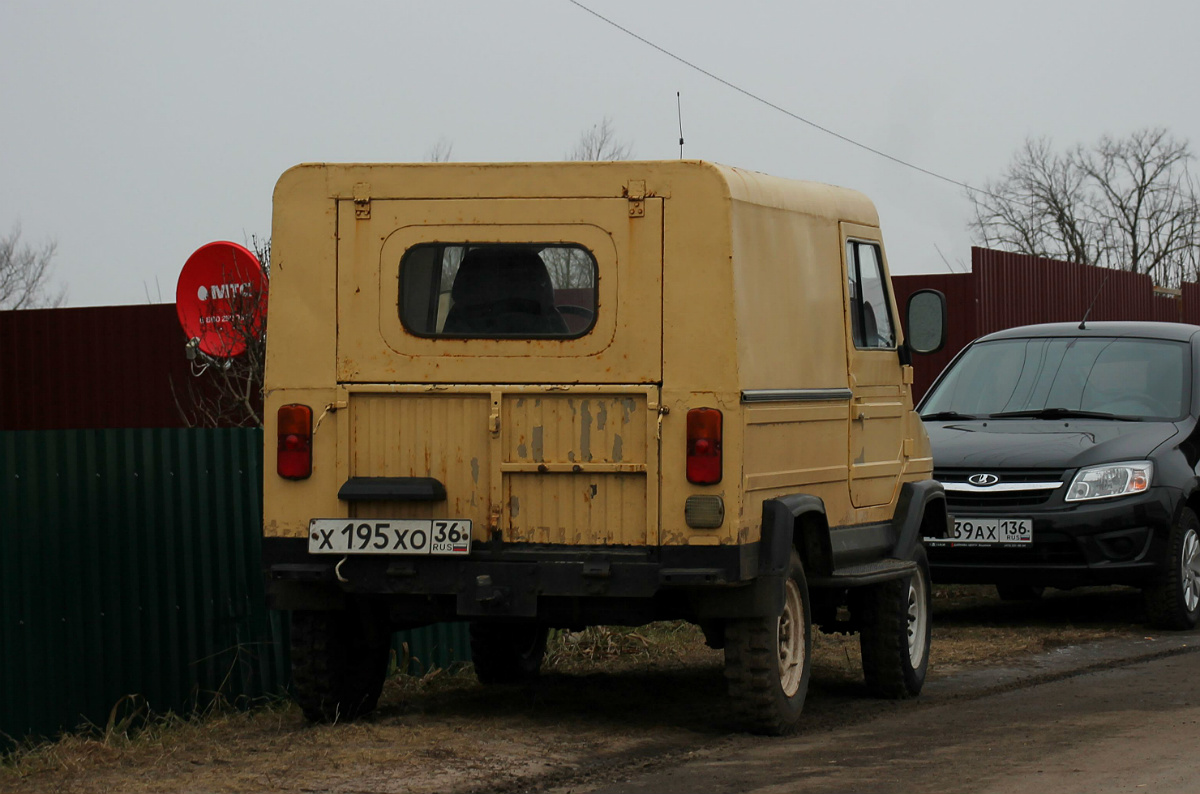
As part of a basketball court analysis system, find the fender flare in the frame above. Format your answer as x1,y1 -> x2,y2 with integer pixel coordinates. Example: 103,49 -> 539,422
761,494 -> 833,577
891,479 -> 950,560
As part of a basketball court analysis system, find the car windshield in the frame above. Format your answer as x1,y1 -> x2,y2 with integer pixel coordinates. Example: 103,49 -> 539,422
921,336 -> 1190,421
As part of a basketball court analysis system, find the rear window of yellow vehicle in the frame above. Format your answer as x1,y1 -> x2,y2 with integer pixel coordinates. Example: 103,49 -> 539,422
399,243 -> 597,339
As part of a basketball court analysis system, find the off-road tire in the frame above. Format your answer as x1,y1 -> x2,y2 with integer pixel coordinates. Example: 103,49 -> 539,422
1144,507 -> 1200,630
859,544 -> 931,698
290,609 -> 389,723
996,583 -> 1045,602
723,549 -> 812,735
469,621 -> 549,685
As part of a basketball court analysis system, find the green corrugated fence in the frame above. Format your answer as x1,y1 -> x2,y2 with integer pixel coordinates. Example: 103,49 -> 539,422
0,428 -> 470,747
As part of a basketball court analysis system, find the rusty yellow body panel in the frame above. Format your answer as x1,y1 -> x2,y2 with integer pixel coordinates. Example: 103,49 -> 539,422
263,160 -> 933,551
265,160 -> 947,732
336,385 -> 659,547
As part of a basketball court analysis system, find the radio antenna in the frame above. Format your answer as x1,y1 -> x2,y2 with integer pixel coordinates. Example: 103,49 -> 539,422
676,91 -> 685,159
1078,267 -> 1114,330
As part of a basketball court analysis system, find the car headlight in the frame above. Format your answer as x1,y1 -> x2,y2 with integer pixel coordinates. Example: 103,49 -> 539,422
1065,461 -> 1153,502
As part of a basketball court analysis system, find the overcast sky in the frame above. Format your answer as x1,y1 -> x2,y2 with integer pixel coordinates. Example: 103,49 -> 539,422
3,0 -> 1198,307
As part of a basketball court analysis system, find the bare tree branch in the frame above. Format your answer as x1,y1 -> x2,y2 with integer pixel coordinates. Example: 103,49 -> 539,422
567,117 -> 633,161
425,137 -> 455,163
0,224 -> 66,309
968,128 -> 1200,287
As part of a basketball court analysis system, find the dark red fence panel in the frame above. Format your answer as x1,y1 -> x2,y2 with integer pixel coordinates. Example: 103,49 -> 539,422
1153,290 -> 1183,323
893,272 -> 976,402
1181,283 -> 1200,326
0,305 -> 197,430
972,248 -> 1158,334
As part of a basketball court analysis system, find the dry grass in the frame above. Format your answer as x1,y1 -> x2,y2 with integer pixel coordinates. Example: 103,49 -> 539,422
0,584 -> 1150,793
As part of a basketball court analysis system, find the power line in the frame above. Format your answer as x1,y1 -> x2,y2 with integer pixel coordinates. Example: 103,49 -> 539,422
566,0 -> 985,197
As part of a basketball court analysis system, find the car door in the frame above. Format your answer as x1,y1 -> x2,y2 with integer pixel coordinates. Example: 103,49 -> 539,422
842,224 -> 906,508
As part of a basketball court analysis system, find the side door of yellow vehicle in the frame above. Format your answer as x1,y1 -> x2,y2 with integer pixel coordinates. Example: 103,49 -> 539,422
841,223 -> 906,509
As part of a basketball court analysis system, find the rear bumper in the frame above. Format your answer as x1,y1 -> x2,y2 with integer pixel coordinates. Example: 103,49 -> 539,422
263,537 -> 775,624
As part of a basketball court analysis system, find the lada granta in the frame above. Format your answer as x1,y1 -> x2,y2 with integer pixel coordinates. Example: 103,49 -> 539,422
919,321 -> 1200,629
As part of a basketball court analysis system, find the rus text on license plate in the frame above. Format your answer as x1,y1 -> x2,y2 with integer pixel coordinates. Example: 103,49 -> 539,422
308,519 -> 472,555
949,517 -> 1032,545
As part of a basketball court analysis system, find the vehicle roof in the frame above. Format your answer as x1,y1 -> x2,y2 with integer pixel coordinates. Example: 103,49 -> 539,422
978,321 -> 1200,344
277,160 -> 881,226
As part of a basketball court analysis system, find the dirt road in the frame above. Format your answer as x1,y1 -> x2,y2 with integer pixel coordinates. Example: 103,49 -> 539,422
551,640 -> 1200,794
4,588 -> 1195,794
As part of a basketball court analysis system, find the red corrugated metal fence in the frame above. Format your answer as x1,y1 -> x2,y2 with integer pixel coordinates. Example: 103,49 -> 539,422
896,248 -> 1200,402
0,305 -> 199,430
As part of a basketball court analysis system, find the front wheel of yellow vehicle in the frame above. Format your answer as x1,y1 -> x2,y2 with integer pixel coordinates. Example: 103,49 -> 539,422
723,550 -> 812,735
858,544 -> 931,698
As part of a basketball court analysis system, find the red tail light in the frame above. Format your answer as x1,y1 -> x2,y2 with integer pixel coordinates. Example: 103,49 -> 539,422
277,404 -> 312,480
686,408 -> 722,485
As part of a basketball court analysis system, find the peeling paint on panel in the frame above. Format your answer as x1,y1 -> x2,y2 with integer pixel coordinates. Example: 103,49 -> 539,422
509,495 -> 520,518
580,401 -> 593,462
532,426 -> 544,462
620,397 -> 637,425
568,450 -> 576,462
471,457 -> 480,484
662,529 -> 689,545
612,434 -> 623,462
597,401 -> 608,430
517,443 -> 527,459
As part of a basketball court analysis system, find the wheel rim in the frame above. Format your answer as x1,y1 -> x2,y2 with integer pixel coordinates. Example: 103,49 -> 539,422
778,577 -> 806,697
906,565 -> 929,668
1182,527 -> 1200,613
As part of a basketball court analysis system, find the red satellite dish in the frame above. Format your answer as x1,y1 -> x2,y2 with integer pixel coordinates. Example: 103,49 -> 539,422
176,241 -> 267,357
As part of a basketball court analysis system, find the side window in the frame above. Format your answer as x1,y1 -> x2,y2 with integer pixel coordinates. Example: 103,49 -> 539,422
399,243 -> 597,339
846,241 -> 896,349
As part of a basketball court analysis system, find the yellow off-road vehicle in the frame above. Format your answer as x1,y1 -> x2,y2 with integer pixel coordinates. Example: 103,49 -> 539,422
262,160 -> 949,734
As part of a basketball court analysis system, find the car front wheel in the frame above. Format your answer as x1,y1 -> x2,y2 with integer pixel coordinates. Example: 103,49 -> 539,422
1144,507 -> 1200,630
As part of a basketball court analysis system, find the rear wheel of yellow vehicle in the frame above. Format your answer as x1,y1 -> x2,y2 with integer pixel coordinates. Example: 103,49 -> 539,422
723,549 -> 812,735
858,544 -> 931,698
469,621 -> 549,685
290,609 -> 390,722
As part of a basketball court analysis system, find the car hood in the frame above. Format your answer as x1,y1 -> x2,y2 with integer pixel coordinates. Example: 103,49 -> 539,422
925,419 -> 1181,470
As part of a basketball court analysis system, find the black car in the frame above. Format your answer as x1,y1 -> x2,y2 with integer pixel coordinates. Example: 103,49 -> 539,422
918,321 -> 1200,629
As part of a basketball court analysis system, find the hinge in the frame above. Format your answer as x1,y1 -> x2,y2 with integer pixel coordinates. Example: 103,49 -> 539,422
489,398 -> 501,437
627,179 -> 646,218
353,182 -> 371,219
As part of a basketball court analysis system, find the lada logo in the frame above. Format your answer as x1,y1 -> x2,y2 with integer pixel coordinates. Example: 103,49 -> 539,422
968,473 -> 1000,486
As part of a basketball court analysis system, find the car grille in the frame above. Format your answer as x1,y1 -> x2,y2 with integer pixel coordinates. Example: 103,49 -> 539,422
936,468 -> 1066,510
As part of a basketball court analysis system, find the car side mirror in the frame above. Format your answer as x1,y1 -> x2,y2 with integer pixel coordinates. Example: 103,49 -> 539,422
905,289 -> 947,355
